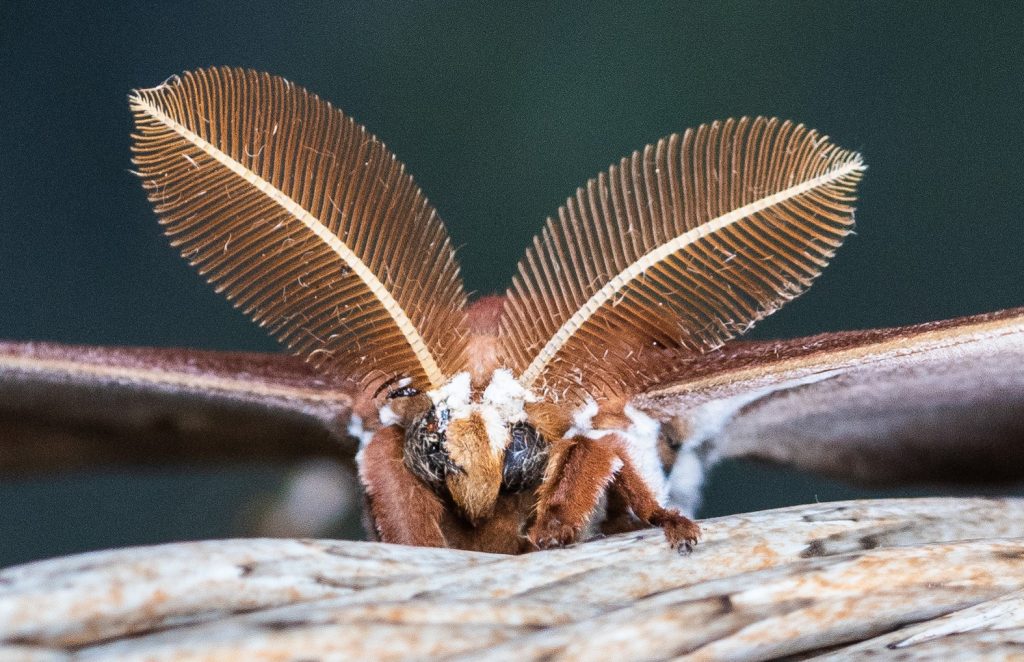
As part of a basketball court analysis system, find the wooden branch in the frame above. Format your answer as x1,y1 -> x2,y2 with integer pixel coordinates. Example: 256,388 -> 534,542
3,497 -> 1024,659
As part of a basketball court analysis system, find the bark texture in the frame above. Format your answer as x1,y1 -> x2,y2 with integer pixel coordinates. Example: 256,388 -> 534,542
3,497 -> 1024,660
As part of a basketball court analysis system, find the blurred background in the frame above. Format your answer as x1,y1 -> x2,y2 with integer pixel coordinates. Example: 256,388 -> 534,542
1,1 -> 1022,567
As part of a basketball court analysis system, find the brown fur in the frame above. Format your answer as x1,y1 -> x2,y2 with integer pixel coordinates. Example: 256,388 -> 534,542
444,413 -> 503,523
530,432 -> 700,552
384,392 -> 432,426
361,424 -> 536,553
592,410 -> 631,430
439,492 -> 535,554
363,423 -> 698,552
465,296 -> 504,388
359,425 -> 447,547
529,435 -> 622,549
360,297 -> 698,554
599,486 -> 647,536
524,401 -> 573,441
360,302 -> 1024,554
604,437 -> 701,550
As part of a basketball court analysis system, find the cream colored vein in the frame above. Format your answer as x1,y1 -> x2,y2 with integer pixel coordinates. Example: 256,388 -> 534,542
130,94 -> 445,387
0,354 -> 352,404
647,311 -> 1024,398
519,157 -> 866,388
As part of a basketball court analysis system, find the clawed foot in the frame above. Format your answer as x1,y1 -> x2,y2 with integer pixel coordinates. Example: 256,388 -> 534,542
529,509 -> 699,553
528,516 -> 580,550
651,507 -> 701,554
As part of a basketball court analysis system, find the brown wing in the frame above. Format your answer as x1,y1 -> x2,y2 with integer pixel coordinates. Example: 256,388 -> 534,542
0,342 -> 359,473
130,67 -> 469,393
500,117 -> 864,403
637,307 -> 1024,485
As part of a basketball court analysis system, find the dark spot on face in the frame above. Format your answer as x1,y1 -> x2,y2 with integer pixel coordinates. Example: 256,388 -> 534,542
501,422 -> 548,492
238,562 -> 255,577
404,405 -> 462,493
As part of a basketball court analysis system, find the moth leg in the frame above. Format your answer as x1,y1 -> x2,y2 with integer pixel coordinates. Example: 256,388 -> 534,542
358,425 -> 447,547
599,485 -> 648,536
530,433 -> 701,552
528,435 -> 622,550
606,442 -> 701,553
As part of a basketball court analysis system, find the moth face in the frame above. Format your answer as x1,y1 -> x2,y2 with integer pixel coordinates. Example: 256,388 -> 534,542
395,370 -> 548,524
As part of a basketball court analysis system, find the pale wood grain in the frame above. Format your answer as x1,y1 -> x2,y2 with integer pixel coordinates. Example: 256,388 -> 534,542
3,497 -> 1023,660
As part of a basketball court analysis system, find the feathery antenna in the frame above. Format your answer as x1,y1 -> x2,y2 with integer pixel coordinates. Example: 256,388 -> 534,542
501,117 -> 865,401
130,67 -> 469,391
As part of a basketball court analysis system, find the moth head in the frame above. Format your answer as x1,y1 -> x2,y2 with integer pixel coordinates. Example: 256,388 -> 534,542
391,370 -> 549,524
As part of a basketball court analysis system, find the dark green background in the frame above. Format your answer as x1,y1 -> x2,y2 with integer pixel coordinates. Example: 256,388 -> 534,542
1,2 -> 1022,567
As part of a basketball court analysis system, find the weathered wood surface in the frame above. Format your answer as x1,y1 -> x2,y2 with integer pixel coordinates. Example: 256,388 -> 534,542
3,497 -> 1024,660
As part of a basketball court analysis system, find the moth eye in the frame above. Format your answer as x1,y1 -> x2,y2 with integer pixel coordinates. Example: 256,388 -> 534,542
373,375 -> 418,401
403,405 -> 460,493
502,422 -> 549,492
387,385 -> 420,399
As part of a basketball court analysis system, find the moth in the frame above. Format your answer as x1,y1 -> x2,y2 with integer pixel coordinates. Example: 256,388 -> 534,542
120,65 -> 867,555
3,67 -> 1023,554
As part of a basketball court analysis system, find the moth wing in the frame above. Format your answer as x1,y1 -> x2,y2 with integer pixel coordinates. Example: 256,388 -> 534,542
636,307 -> 1024,485
0,342 -> 360,472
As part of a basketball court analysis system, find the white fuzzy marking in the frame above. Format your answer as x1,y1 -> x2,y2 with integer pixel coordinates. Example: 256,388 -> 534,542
479,369 -> 532,453
477,407 -> 511,455
377,405 -> 399,428
482,369 -> 534,418
666,368 -> 845,511
429,372 -> 473,419
566,399 -> 599,437
619,405 -> 669,505
424,370 -> 540,455
668,446 -> 705,516
347,414 -> 373,449
573,401 -> 668,506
